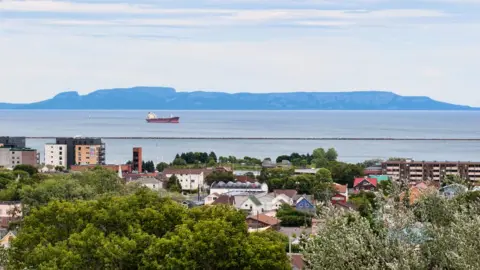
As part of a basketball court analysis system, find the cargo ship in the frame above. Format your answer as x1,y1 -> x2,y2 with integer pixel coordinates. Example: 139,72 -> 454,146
146,112 -> 180,123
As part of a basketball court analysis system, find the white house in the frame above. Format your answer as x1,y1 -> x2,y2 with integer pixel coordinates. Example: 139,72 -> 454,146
163,169 -> 206,191
44,144 -> 67,167
204,193 -> 220,205
210,181 -> 269,195
134,177 -> 163,191
237,194 -> 282,215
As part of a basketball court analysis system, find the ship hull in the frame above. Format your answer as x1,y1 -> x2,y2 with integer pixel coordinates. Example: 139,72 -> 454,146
146,117 -> 180,123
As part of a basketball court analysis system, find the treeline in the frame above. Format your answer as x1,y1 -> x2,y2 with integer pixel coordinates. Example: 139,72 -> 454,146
0,166 -> 290,269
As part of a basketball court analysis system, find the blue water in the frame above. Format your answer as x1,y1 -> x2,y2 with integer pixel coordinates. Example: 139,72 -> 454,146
1,110 -> 479,164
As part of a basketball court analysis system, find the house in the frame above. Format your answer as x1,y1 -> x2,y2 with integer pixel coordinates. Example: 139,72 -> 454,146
0,230 -> 16,248
331,183 -> 349,204
133,177 -> 163,191
163,169 -> 207,191
0,202 -> 22,228
210,181 -> 269,195
212,195 -> 236,206
246,214 -> 281,231
272,193 -> 293,207
261,159 -> 292,169
295,196 -> 315,213
274,189 -> 298,201
238,194 -> 278,215
235,175 -> 256,183
353,177 -> 378,192
204,193 -> 220,205
290,254 -> 305,270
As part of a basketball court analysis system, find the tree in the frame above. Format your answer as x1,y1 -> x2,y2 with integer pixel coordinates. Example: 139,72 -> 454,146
55,166 -> 65,172
172,158 -> 187,166
208,152 -> 218,163
13,164 -> 38,176
207,158 -> 216,167
312,148 -> 326,159
142,161 -> 155,173
315,168 -> 333,183
205,171 -> 235,186
324,148 -> 338,162
156,162 -> 168,172
8,192 -> 289,269
166,175 -> 182,192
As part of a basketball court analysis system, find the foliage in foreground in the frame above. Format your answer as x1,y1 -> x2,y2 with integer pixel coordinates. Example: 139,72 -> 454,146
302,190 -> 480,270
7,190 -> 290,270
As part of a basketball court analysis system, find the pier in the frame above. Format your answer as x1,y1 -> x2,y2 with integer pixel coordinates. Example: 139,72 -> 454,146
25,137 -> 480,141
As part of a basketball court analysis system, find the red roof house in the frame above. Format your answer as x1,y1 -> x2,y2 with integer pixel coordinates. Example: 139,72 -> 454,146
353,177 -> 378,192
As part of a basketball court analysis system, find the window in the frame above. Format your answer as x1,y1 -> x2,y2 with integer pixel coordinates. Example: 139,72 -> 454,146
59,152 -> 62,155
78,147 -> 81,151
59,161 -> 62,165
153,185 -> 156,188
59,147 -> 62,150
17,161 -> 20,164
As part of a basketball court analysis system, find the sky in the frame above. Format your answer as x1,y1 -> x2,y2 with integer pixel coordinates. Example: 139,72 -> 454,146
1,0 -> 480,106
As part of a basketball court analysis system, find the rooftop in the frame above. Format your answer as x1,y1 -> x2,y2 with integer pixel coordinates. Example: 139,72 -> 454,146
247,214 -> 280,226
211,181 -> 264,189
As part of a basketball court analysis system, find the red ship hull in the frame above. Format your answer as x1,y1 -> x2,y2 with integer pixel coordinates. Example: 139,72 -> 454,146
146,117 -> 180,123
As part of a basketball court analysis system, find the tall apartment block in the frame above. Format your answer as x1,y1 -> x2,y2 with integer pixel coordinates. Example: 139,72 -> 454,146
0,147 -> 38,169
382,160 -> 480,182
0,137 -> 26,148
132,147 -> 143,173
55,137 -> 106,168
44,144 -> 67,167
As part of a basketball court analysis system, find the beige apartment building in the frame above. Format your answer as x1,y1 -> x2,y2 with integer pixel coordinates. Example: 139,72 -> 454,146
382,160 -> 480,182
75,145 -> 102,165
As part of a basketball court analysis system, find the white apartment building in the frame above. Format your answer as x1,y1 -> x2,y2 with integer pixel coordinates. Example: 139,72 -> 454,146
44,144 -> 67,167
163,169 -> 206,191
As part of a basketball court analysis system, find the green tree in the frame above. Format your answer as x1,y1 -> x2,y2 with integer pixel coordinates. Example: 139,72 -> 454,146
205,171 -> 235,185
315,168 -> 333,183
207,158 -> 216,167
9,192 -> 289,270
208,151 -> 218,163
13,164 -> 38,176
325,148 -> 338,162
312,148 -> 326,159
142,161 -> 155,173
172,158 -> 187,166
155,162 -> 168,172
166,175 -> 182,192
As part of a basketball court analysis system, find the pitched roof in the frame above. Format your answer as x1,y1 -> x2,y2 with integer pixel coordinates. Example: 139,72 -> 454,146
163,168 -> 206,175
354,178 -> 378,188
247,214 -> 280,226
369,175 -> 390,182
248,195 -> 262,206
212,195 -> 235,205
274,189 -> 298,199
333,183 -> 347,193
333,201 -> 359,210
235,175 -> 256,183
135,177 -> 161,185
291,254 -> 305,270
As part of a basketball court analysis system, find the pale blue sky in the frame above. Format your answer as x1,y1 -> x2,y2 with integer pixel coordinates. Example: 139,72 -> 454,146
1,0 -> 479,105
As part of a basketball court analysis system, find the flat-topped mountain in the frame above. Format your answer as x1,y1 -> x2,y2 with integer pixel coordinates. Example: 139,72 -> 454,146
0,87 -> 476,110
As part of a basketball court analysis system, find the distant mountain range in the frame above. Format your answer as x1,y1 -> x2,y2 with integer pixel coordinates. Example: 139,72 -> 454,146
0,87 -> 476,110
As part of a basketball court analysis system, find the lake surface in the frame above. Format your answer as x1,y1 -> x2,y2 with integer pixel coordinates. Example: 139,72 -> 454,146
1,110 -> 479,164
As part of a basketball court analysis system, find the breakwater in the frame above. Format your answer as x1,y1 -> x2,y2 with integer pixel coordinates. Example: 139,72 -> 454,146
25,137 -> 480,141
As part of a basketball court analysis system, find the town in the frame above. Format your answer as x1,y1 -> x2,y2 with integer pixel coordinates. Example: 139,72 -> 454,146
1,136 -> 479,269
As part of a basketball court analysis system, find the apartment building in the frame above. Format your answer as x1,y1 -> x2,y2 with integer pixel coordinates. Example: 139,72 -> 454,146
75,145 -> 103,165
44,144 -> 67,167
55,137 -> 105,168
0,137 -> 26,149
382,160 -> 480,182
0,147 -> 38,169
